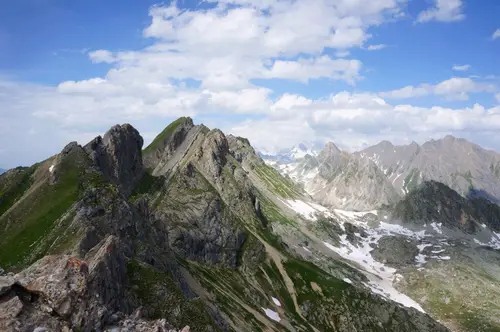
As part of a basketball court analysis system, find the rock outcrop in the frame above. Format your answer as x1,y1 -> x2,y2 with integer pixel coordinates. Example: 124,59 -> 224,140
392,180 -> 500,233
85,124 -> 144,196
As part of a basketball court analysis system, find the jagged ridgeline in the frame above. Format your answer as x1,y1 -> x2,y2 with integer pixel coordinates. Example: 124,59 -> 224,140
0,118 -> 447,331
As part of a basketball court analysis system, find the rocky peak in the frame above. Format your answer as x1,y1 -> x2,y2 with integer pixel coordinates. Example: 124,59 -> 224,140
423,135 -> 466,150
319,142 -> 342,160
443,134 -> 457,142
226,135 -> 263,167
376,140 -> 394,150
143,117 -> 195,170
61,141 -> 81,155
85,124 -> 144,196
197,129 -> 230,180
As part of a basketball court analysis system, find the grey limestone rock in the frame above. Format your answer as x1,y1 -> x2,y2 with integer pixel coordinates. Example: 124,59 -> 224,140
85,124 -> 144,196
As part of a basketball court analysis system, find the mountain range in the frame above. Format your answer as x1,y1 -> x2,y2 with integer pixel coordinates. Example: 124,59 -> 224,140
259,141 -> 322,164
264,136 -> 500,210
1,118 -> 500,331
0,169 -> 5,175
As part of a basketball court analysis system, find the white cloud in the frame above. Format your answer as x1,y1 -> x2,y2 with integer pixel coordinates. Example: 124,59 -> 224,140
366,44 -> 387,51
417,0 -> 465,23
204,87 -> 272,113
380,77 -> 496,100
82,0 -> 402,93
265,56 -> 362,84
6,0 -> 401,135
493,29 -> 500,40
2,1 -> 499,168
335,50 -> 351,57
88,50 -> 117,63
452,64 -> 470,71
230,92 -> 500,153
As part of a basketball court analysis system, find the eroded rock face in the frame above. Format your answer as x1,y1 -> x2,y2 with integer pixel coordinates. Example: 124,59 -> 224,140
143,117 -> 194,171
0,296 -> 22,320
155,164 -> 250,268
0,236 -> 119,330
85,124 -> 144,196
198,130 -> 229,181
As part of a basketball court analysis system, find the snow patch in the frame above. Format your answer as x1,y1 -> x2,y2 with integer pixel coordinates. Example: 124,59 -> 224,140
392,173 -> 402,185
263,159 -> 277,167
49,165 -> 55,173
415,254 -> 427,265
301,246 -> 311,253
430,222 -> 443,234
261,308 -> 280,322
474,238 -> 487,246
282,199 -> 321,220
323,235 -> 425,312
271,297 -> 281,307
474,232 -> 500,249
343,278 -> 353,284
415,243 -> 432,266
334,209 -> 378,219
281,199 -> 338,221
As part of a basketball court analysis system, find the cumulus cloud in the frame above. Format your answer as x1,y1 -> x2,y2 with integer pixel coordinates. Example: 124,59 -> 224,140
417,0 -> 465,23
88,50 -> 117,63
230,92 -> 500,153
380,77 -> 497,100
1,0 -> 498,167
265,57 -> 362,84
452,64 -> 470,71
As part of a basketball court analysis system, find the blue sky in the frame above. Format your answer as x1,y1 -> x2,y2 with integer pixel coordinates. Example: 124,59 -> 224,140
0,0 -> 500,168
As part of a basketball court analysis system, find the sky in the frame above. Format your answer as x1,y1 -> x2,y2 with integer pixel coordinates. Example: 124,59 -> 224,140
0,0 -> 500,168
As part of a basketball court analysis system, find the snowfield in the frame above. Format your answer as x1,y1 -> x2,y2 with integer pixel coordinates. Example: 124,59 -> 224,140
276,199 -> 500,314
261,308 -> 281,322
323,234 -> 425,313
280,199 -> 335,221
322,208 -> 430,312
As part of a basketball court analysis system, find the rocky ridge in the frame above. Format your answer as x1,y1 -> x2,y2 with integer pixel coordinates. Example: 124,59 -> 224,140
0,118 -> 449,332
356,136 -> 500,202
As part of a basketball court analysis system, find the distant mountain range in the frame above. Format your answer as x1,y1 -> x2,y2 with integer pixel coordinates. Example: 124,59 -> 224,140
0,169 -> 5,175
258,141 -> 322,164
263,135 -> 500,210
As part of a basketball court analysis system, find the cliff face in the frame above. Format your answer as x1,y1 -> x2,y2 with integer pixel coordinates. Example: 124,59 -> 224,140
392,180 -> 500,233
